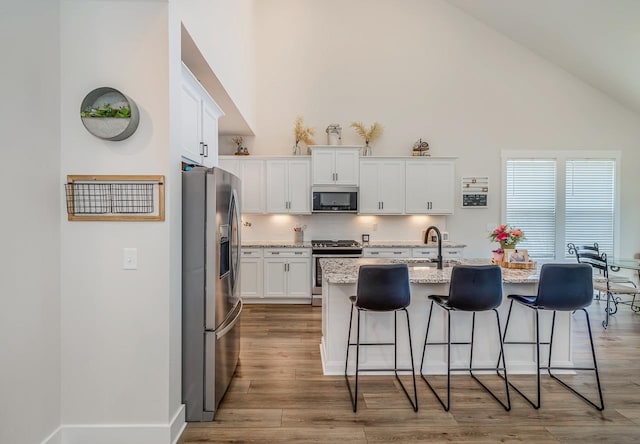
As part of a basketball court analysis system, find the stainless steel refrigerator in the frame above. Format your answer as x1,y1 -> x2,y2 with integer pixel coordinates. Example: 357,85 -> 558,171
182,166 -> 242,421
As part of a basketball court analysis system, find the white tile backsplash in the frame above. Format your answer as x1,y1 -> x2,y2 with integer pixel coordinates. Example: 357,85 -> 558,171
241,213 -> 448,243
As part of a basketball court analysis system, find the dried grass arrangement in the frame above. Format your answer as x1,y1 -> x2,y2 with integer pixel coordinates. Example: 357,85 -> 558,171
350,122 -> 383,144
293,116 -> 315,145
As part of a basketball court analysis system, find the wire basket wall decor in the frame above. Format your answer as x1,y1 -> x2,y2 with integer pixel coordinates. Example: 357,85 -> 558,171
65,175 -> 165,221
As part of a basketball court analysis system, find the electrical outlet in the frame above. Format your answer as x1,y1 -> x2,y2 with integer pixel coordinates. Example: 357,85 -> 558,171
123,248 -> 138,270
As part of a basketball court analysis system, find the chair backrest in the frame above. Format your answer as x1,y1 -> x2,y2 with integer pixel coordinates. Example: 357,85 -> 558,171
567,242 -> 601,264
536,263 -> 595,310
447,265 -> 502,311
355,264 -> 411,311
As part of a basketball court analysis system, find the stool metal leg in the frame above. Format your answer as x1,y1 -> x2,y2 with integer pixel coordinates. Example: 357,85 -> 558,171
468,311 -> 511,411
502,302 -> 605,411
422,302 -> 509,411
394,309 -> 418,412
346,305 -> 418,412
499,301 -> 541,409
547,309 -> 605,411
344,305 -> 360,412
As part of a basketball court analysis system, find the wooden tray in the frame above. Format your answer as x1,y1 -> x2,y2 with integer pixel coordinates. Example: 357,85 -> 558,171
492,259 -> 536,269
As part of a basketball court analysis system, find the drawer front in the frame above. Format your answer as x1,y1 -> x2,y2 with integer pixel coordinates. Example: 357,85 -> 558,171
264,248 -> 311,258
242,248 -> 263,258
364,248 -> 411,258
443,248 -> 463,258
412,248 -> 438,259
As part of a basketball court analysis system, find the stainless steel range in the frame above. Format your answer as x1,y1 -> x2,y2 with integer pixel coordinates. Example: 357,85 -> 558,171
311,239 -> 363,305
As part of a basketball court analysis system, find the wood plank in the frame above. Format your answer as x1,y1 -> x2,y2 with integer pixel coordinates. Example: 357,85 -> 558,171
178,303 -> 640,444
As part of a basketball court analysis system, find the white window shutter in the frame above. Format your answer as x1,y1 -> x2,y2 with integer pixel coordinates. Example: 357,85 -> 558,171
565,159 -> 616,257
505,160 -> 557,259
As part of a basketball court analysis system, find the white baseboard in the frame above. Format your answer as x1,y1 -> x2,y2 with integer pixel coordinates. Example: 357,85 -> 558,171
42,405 -> 187,444
41,426 -> 62,444
170,404 -> 187,444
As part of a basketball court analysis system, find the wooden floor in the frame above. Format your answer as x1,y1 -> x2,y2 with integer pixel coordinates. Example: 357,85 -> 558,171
179,299 -> 640,443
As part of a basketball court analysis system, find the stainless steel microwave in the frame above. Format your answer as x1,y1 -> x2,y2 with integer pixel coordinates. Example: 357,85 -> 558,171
312,186 -> 358,213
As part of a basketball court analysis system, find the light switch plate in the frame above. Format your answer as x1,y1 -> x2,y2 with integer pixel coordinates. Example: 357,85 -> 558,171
123,248 -> 138,270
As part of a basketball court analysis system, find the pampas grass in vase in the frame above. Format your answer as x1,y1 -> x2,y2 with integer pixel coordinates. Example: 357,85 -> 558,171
293,116 -> 315,155
350,122 -> 383,156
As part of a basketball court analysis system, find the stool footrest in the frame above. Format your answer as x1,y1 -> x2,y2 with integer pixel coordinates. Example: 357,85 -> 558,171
348,342 -> 395,347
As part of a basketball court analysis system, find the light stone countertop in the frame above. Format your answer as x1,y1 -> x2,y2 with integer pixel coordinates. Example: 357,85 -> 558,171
241,240 -> 465,249
319,257 -> 539,285
242,241 -> 312,248
363,241 -> 467,248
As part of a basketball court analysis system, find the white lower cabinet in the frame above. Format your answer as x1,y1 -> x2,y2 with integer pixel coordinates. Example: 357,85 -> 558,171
240,248 -> 263,299
244,248 -> 311,303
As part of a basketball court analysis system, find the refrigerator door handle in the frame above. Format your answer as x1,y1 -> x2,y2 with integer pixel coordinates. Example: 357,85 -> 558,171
215,300 -> 243,340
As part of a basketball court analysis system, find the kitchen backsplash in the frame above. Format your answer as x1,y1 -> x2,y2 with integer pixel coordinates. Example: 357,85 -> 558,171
241,213 -> 448,243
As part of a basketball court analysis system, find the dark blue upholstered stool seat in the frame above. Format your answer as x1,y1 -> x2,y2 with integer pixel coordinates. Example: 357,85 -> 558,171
500,263 -> 604,410
419,265 -> 511,411
345,264 -> 418,412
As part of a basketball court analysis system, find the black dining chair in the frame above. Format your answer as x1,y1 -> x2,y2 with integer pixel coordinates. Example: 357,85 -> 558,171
567,242 -> 637,294
499,263 -> 604,410
568,244 -> 640,328
345,264 -> 418,412
419,265 -> 510,412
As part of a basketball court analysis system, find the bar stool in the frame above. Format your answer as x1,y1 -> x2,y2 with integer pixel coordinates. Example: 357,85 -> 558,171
499,263 -> 604,410
345,264 -> 418,412
419,265 -> 510,411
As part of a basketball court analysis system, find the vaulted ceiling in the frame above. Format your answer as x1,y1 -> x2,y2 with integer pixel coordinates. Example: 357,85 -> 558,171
448,0 -> 640,115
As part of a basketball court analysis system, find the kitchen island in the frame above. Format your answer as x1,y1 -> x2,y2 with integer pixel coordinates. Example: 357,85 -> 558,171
319,258 -> 572,375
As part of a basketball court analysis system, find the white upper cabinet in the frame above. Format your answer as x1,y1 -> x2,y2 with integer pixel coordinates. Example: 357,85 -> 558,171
311,146 -> 359,185
266,158 -> 311,214
180,63 -> 223,167
218,157 -> 265,214
240,160 -> 266,214
359,159 -> 405,214
405,159 -> 455,215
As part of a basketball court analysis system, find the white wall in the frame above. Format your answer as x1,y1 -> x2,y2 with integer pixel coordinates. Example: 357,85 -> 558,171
0,1 -> 61,443
252,0 -> 640,257
60,1 -> 179,442
178,0 -> 256,130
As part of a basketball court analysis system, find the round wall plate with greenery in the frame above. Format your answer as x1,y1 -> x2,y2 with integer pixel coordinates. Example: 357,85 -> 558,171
80,87 -> 139,141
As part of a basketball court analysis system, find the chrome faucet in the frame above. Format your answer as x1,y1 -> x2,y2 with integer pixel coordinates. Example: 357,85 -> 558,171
424,226 -> 443,270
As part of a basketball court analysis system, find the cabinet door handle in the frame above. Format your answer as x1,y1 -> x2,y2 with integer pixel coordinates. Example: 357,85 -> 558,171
371,251 -> 379,255
335,173 -> 338,181
199,142 -> 205,155
203,143 -> 209,157
393,251 -> 402,255
272,251 -> 280,255
381,201 -> 384,210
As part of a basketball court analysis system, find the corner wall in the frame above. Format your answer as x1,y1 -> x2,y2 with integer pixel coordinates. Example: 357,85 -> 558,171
0,1 -> 62,444
178,0 -> 256,130
59,1 -> 179,443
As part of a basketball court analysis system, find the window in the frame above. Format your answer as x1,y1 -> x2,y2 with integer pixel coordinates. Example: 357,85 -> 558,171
505,160 -> 556,259
565,160 -> 616,256
502,152 -> 619,260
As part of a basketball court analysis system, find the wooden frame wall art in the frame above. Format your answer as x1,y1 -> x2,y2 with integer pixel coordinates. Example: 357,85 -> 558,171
65,175 -> 165,222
